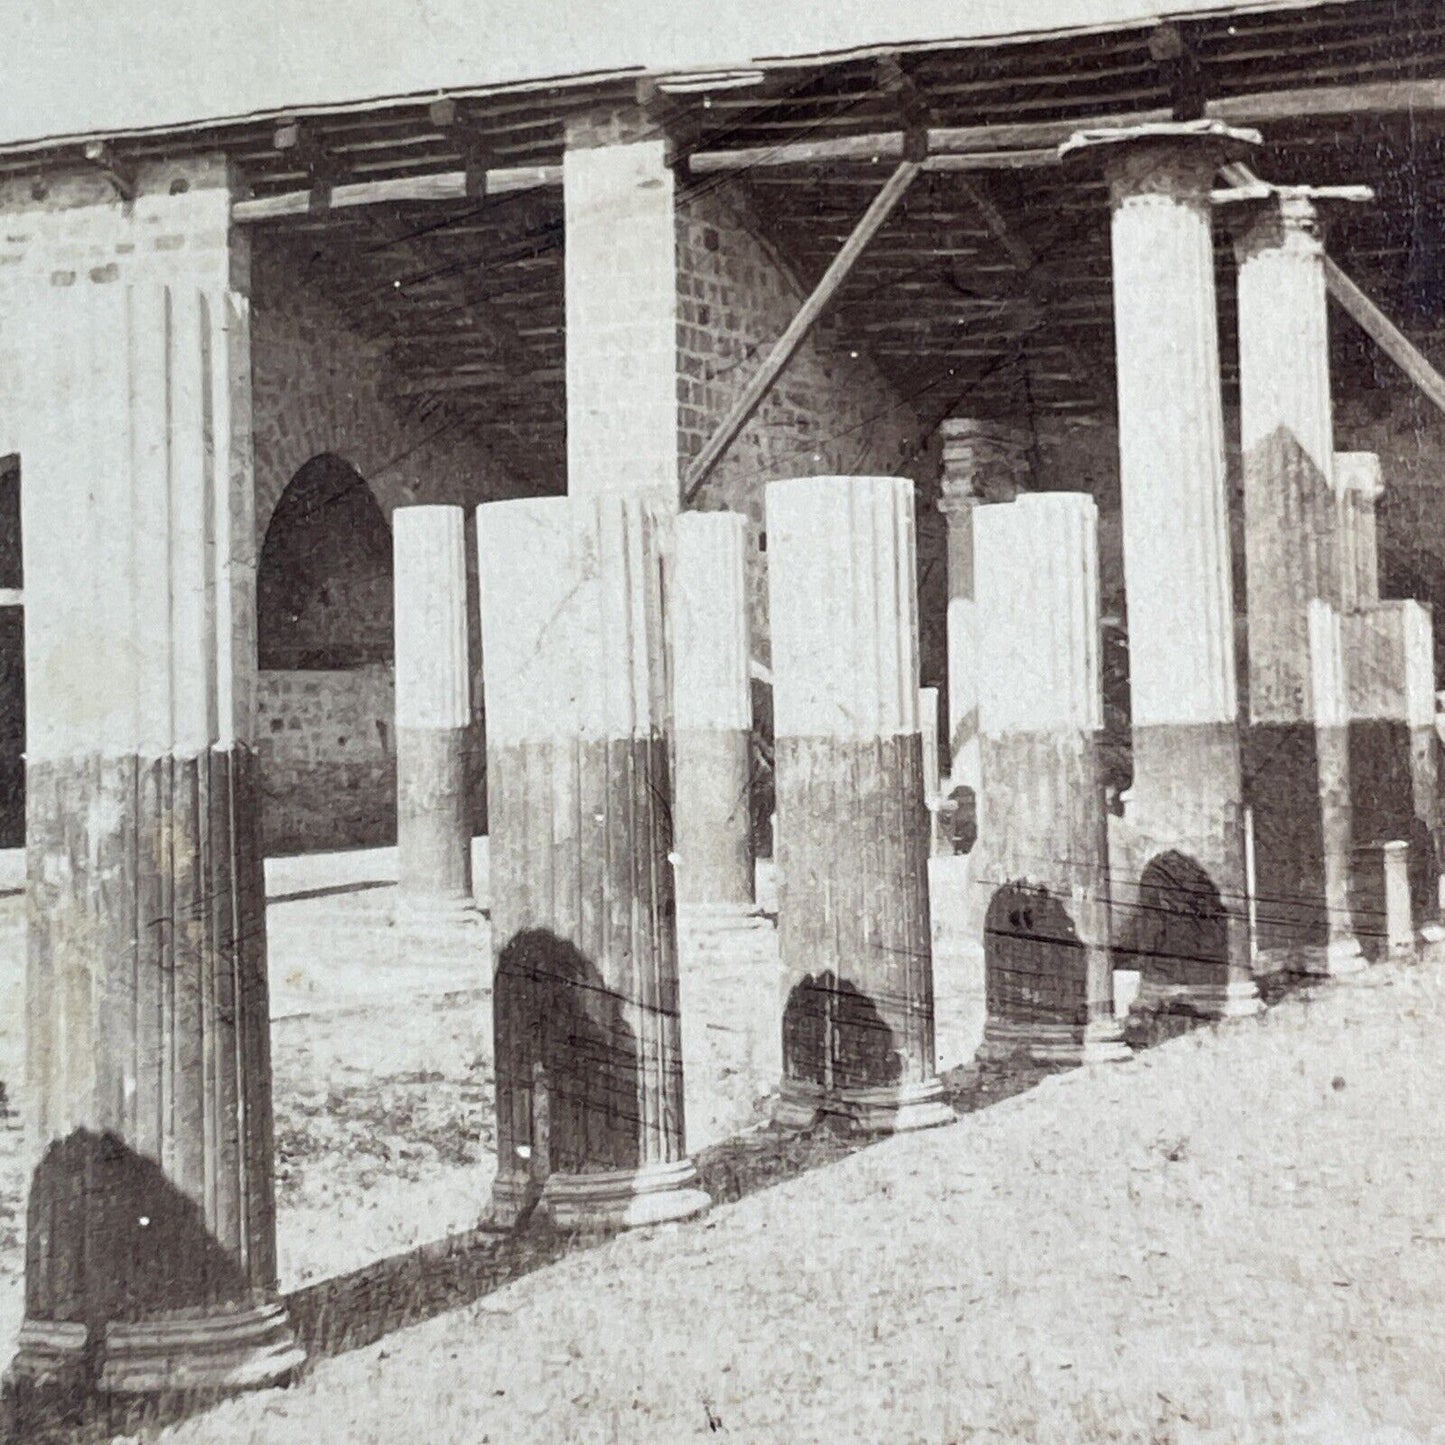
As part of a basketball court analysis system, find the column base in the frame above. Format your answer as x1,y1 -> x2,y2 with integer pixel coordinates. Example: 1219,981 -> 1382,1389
774,1077 -> 956,1135
10,1301 -> 304,1398
482,1168 -> 541,1232
976,1015 -> 1131,1067
1258,938 -> 1368,979
1134,974 -> 1264,1019
676,902 -> 772,934
538,1158 -> 711,1231
100,1302 -> 305,1395
392,898 -> 487,967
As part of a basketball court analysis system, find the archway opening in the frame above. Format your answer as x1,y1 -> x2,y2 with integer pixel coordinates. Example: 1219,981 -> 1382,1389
983,883 -> 1087,1031
255,455 -> 395,854
1124,851 -> 1228,992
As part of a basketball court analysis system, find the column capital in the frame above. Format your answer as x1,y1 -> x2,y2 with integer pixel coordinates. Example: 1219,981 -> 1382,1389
1059,119 -> 1260,209
937,417 -> 1030,515
1221,183 -> 1373,266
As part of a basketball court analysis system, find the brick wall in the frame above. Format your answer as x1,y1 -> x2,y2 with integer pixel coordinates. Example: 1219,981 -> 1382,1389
675,182 -> 938,678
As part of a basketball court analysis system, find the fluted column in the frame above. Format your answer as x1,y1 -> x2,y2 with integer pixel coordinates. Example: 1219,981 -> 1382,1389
393,505 -> 476,919
6,241 -> 301,1390
1230,189 -> 1366,976
1062,120 -> 1262,1018
477,493 -> 708,1230
670,511 -> 755,913
975,493 -> 1129,1063
936,419 -> 1030,799
767,475 -> 953,1134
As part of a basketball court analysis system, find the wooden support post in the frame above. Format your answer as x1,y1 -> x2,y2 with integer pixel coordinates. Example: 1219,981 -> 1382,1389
681,160 -> 921,504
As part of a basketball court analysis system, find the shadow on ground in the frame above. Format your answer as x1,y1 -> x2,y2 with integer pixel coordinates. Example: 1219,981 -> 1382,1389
2,967 -> 1337,1445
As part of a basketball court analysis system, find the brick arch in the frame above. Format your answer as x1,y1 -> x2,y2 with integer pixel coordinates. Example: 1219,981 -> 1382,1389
256,453 -> 393,672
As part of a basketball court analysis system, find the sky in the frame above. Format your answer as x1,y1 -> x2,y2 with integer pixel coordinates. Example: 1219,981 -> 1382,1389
0,0 -> 1336,146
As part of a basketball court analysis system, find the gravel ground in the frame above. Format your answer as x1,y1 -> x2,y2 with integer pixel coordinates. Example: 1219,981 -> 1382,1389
138,954 -> 1445,1445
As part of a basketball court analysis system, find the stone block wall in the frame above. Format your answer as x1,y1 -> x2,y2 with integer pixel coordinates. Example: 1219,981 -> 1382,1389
256,666 -> 397,854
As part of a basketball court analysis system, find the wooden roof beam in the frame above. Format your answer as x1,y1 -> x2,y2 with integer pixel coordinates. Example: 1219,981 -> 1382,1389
682,157 -> 922,505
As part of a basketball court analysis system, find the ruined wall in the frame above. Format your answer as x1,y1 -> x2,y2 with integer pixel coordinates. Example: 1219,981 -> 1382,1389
675,183 -> 938,679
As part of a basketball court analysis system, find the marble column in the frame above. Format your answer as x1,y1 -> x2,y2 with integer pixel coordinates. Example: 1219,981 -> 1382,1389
974,493 -> 1129,1064
1230,189 -> 1366,976
393,505 -> 476,920
4,189 -> 301,1395
478,493 -> 708,1230
1061,120 -> 1263,1018
670,511 -> 756,915
767,475 -> 953,1134
936,418 -> 1030,799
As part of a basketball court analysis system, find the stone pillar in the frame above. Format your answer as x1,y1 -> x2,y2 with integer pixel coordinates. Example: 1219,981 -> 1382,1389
1061,120 -> 1263,1018
974,493 -> 1129,1064
767,475 -> 953,1134
670,511 -> 755,914
478,493 -> 708,1230
936,419 -> 1030,798
2,165 -> 302,1397
393,505 -> 476,919
1336,451 -> 1383,610
1230,190 -> 1365,976
1342,601 -> 1442,946
564,111 -> 677,505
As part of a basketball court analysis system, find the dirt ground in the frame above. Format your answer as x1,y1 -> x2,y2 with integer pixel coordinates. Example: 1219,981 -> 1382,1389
115,953 -> 1445,1444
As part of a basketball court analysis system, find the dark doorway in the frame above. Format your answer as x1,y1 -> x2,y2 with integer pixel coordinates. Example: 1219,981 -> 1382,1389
984,882 -> 1087,1028
257,454 -> 393,670
1122,851 -> 1229,992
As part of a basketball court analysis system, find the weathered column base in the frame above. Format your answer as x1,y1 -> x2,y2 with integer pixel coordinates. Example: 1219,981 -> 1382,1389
1258,937 -> 1368,979
1134,974 -> 1264,1019
9,1300 -> 304,1399
977,1014 -> 1130,1067
538,1159 -> 711,1231
774,1076 -> 955,1135
676,901 -> 774,935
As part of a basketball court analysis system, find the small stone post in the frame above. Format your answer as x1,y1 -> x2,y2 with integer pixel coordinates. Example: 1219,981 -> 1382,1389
1061,119 -> 1263,1018
478,493 -> 709,1230
974,493 -> 1129,1064
393,505 -> 476,921
767,475 -> 954,1134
